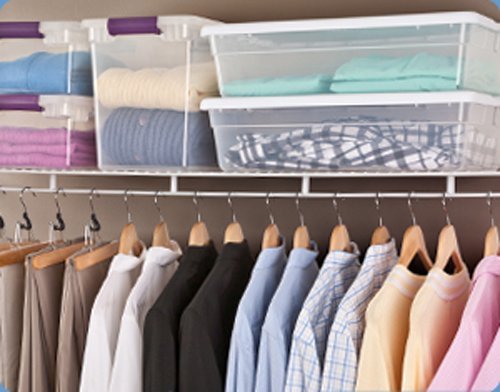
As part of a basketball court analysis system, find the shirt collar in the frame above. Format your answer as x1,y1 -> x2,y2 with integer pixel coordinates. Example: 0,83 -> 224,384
287,244 -> 318,269
362,239 -> 397,267
323,241 -> 360,267
144,241 -> 182,267
109,247 -> 147,273
427,266 -> 470,301
254,236 -> 286,270
473,255 -> 500,282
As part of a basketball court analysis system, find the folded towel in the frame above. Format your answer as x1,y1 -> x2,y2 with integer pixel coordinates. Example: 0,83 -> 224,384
223,74 -> 332,96
0,52 -> 93,95
0,127 -> 95,145
101,107 -> 217,167
0,153 -> 96,168
0,141 -> 96,159
97,62 -> 218,111
330,77 -> 457,93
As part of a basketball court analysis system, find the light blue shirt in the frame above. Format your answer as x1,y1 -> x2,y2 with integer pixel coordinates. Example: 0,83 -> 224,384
225,239 -> 287,392
254,245 -> 319,392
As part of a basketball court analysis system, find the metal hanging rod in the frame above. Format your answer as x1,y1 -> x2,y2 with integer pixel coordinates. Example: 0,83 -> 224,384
1,186 -> 500,199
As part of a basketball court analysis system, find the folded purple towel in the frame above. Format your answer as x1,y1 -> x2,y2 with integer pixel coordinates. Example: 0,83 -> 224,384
0,141 -> 96,158
0,127 -> 95,145
0,153 -> 96,168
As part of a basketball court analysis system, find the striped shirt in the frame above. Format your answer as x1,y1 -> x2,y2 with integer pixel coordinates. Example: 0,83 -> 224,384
284,244 -> 360,392
320,240 -> 398,392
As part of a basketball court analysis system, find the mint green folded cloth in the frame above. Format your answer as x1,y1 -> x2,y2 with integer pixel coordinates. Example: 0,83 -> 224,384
223,74 -> 332,96
330,53 -> 458,93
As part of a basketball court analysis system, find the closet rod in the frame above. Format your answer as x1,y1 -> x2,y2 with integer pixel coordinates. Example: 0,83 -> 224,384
1,186 -> 500,199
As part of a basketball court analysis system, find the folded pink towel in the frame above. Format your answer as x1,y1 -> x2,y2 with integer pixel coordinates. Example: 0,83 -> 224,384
0,141 -> 96,158
0,153 -> 96,168
0,127 -> 95,145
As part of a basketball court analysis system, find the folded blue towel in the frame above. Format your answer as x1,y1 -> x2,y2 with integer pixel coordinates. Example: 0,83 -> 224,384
101,107 -> 217,167
0,52 -> 92,95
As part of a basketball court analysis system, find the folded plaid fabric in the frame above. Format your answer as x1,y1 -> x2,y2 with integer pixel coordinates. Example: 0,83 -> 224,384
225,122 -> 463,170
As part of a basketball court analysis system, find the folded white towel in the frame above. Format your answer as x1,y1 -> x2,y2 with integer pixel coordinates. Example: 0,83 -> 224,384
97,62 -> 218,112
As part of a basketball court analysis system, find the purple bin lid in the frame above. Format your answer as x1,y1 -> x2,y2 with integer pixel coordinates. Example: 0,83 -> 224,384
107,16 -> 160,36
0,22 -> 44,39
0,95 -> 43,111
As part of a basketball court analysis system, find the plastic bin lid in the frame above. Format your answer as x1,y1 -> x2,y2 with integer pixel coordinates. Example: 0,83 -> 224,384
201,11 -> 499,37
200,92 -> 500,110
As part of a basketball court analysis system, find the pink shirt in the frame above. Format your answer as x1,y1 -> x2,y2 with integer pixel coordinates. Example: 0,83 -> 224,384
428,256 -> 500,391
471,327 -> 500,391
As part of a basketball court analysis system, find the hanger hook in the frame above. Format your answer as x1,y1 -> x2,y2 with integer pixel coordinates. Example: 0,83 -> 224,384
19,186 -> 36,232
441,192 -> 451,226
52,188 -> 66,232
192,191 -> 202,223
487,191 -> 495,228
0,186 -> 6,231
407,192 -> 417,226
124,189 -> 132,223
375,192 -> 383,227
332,193 -> 343,226
295,193 -> 305,227
154,191 -> 165,223
266,192 -> 275,225
88,188 -> 101,232
227,192 -> 237,223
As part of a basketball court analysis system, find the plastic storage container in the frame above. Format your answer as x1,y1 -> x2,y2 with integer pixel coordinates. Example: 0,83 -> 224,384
0,21 -> 92,95
0,95 -> 97,169
202,12 -> 500,97
83,16 -> 220,170
201,92 -> 500,172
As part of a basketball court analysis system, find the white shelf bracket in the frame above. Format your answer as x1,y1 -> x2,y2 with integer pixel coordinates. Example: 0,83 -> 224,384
49,174 -> 58,191
446,175 -> 456,195
170,175 -> 178,193
301,176 -> 311,195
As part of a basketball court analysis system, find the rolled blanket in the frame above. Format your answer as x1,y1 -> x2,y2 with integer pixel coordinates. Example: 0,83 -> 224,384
0,52 -> 93,96
97,62 -> 218,111
101,107 -> 217,167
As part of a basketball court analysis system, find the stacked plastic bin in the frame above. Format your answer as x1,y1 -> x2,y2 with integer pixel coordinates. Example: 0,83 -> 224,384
0,21 -> 96,169
201,12 -> 500,172
83,16 -> 220,170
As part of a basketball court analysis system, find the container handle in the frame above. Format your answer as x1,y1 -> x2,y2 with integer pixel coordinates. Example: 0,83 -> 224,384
107,16 -> 160,36
0,95 -> 43,112
0,22 -> 44,39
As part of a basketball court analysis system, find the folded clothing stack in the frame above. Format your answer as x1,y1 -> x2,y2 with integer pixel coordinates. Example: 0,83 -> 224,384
101,108 -> 216,167
0,52 -> 93,96
0,127 -> 97,168
224,120 -> 485,171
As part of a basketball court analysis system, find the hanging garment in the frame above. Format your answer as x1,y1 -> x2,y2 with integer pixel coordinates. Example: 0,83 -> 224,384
0,52 -> 93,95
0,262 -> 25,392
55,246 -> 112,392
226,122 -> 463,171
18,244 -> 68,392
355,265 -> 426,392
428,256 -> 500,391
225,239 -> 287,392
284,244 -> 360,392
254,245 -> 319,392
471,327 -> 500,391
143,243 -> 218,392
178,241 -> 254,392
97,62 -> 218,111
320,240 -> 398,392
223,74 -> 332,96
109,244 -> 181,392
79,249 -> 146,392
101,108 -> 217,167
401,266 -> 470,391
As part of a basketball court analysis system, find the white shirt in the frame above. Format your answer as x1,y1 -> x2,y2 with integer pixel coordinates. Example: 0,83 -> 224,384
79,249 -> 146,392
109,244 -> 182,392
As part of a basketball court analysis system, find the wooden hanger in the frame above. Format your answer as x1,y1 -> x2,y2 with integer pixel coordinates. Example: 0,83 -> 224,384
188,194 -> 210,246
434,196 -> 464,272
32,241 -> 85,270
293,196 -> 310,249
152,193 -> 173,248
329,197 -> 351,252
484,194 -> 500,257
224,194 -> 245,244
262,195 -> 281,249
118,191 -> 144,256
74,241 -> 119,271
371,194 -> 391,245
0,242 -> 48,268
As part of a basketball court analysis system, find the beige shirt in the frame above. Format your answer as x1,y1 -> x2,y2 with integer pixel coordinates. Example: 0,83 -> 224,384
401,266 -> 470,391
356,264 -> 425,392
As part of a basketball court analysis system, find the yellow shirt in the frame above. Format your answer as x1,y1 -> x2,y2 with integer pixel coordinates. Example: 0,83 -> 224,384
401,266 -> 470,391
356,264 -> 425,392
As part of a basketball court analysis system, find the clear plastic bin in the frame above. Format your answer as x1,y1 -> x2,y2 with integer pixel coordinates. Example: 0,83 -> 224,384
83,16 -> 220,170
202,12 -> 500,97
201,92 -> 500,172
0,21 -> 92,95
0,95 -> 96,169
